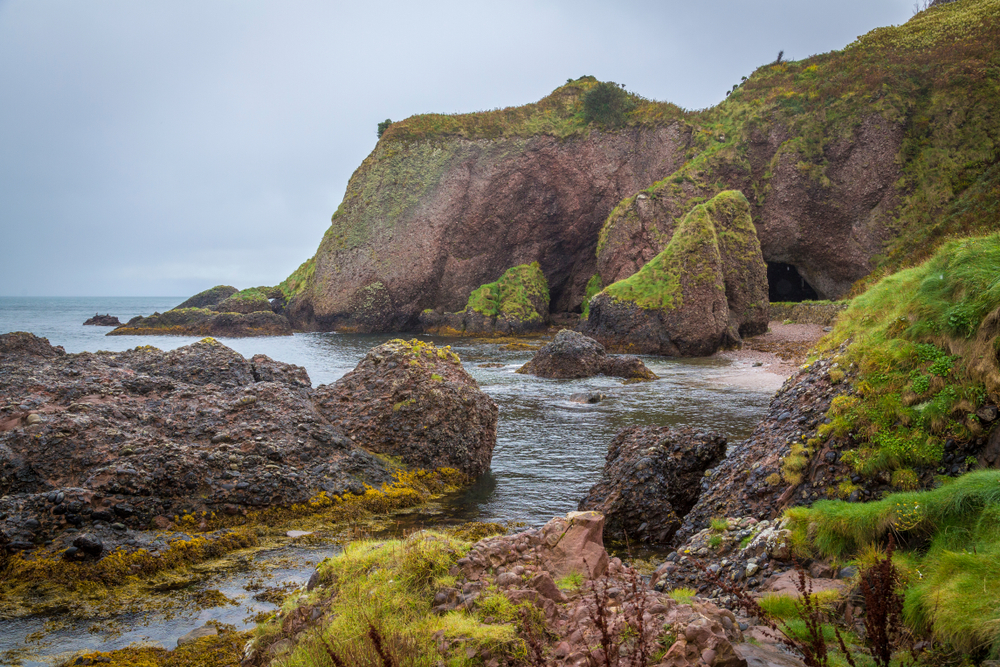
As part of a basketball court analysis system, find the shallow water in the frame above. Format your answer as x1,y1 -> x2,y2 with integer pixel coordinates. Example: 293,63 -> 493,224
0,297 -> 783,664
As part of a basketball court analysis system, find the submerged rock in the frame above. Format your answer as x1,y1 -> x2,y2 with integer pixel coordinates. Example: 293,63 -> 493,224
582,191 -> 768,356
579,425 -> 727,544
516,329 -> 656,380
313,339 -> 498,477
82,314 -> 121,326
419,262 -> 551,335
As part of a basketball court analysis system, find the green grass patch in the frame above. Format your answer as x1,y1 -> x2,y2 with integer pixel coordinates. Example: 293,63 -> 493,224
667,587 -> 696,604
581,274 -> 602,319
259,531 -> 530,666
786,470 -> 1000,654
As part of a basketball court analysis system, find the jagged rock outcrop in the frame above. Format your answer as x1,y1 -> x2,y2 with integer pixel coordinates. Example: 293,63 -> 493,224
419,262 -> 551,335
313,339 -> 498,477
0,333 -> 484,554
516,329 -> 657,380
174,285 -> 238,310
582,191 -> 768,356
579,426 -> 727,544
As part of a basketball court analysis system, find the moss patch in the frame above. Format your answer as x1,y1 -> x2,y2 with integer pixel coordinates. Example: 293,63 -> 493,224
466,262 -> 549,323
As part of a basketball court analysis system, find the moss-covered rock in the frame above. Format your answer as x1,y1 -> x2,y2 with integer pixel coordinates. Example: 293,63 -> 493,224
420,262 -> 551,335
581,191 -> 768,356
216,287 -> 274,314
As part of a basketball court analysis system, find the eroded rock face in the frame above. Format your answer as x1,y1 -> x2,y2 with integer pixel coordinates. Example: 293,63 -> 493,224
285,125 -> 692,332
313,339 -> 498,477
583,191 -> 768,357
516,329 -> 657,380
579,425 -> 726,544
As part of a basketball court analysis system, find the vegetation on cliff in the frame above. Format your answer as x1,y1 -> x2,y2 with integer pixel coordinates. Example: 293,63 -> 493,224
598,0 -> 1000,290
466,262 -> 549,323
809,233 -> 1000,479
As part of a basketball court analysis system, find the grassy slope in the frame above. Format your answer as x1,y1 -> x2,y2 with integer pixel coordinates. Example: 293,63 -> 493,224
601,191 -> 750,311
808,233 -> 1000,479
465,262 -> 549,322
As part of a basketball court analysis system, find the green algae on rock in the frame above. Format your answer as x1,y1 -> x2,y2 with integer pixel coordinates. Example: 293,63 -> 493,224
420,262 -> 551,335
108,307 -> 292,337
582,191 -> 768,356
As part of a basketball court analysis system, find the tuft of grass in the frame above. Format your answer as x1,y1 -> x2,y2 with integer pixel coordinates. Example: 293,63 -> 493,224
710,517 -> 730,533
556,571 -> 584,591
667,587 -> 697,604
707,535 -> 723,550
581,274 -> 603,319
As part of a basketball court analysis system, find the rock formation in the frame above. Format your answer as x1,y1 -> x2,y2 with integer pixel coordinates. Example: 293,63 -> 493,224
579,426 -> 727,544
313,339 -> 498,477
108,285 -> 293,337
582,191 -> 768,356
516,329 -> 657,380
83,314 -> 121,326
419,262 -> 551,335
0,333 -> 492,554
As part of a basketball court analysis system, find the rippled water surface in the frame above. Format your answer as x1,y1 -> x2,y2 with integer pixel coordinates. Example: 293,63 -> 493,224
0,297 -> 783,664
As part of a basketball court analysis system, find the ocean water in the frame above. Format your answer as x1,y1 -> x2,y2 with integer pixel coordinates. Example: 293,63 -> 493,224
0,296 -> 783,664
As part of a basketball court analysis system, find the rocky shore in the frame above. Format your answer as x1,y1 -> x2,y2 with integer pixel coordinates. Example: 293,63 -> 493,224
0,333 -> 495,560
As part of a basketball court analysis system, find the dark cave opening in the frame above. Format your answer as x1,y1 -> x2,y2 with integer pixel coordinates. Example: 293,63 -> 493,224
767,262 -> 819,302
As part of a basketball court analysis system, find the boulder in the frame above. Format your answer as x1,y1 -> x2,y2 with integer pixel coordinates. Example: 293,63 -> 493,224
419,262 -> 550,335
313,339 -> 498,477
582,191 -> 768,356
516,329 -> 656,380
579,425 -> 726,544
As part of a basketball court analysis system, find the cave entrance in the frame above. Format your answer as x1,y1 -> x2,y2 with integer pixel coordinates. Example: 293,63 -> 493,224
767,262 -> 819,302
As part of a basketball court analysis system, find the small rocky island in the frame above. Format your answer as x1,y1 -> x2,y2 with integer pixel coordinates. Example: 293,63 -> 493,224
82,313 -> 121,326
108,285 -> 293,337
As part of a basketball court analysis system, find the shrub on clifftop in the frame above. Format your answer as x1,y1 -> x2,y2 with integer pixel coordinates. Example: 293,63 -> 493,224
582,81 -> 637,128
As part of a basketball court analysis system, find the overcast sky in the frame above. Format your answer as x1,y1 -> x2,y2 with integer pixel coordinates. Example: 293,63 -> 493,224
0,0 -> 915,297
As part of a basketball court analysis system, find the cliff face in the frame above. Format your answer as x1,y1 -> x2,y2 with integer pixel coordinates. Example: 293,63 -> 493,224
286,0 -> 1000,332
286,122 -> 690,331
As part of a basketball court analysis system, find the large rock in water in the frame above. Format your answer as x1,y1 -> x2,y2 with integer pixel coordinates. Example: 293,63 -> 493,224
313,339 -> 498,477
420,262 -> 550,335
579,425 -> 727,544
516,329 -> 656,380
108,308 -> 292,337
582,191 -> 768,356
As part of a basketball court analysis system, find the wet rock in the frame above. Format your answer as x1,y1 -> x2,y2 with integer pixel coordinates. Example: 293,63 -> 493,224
313,339 -> 497,477
72,533 -> 103,557
108,309 -> 292,338
516,330 -> 656,380
579,426 -> 726,544
569,392 -> 604,404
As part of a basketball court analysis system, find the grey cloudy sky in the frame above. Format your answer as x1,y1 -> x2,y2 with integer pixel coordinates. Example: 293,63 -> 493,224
0,0 -> 915,297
